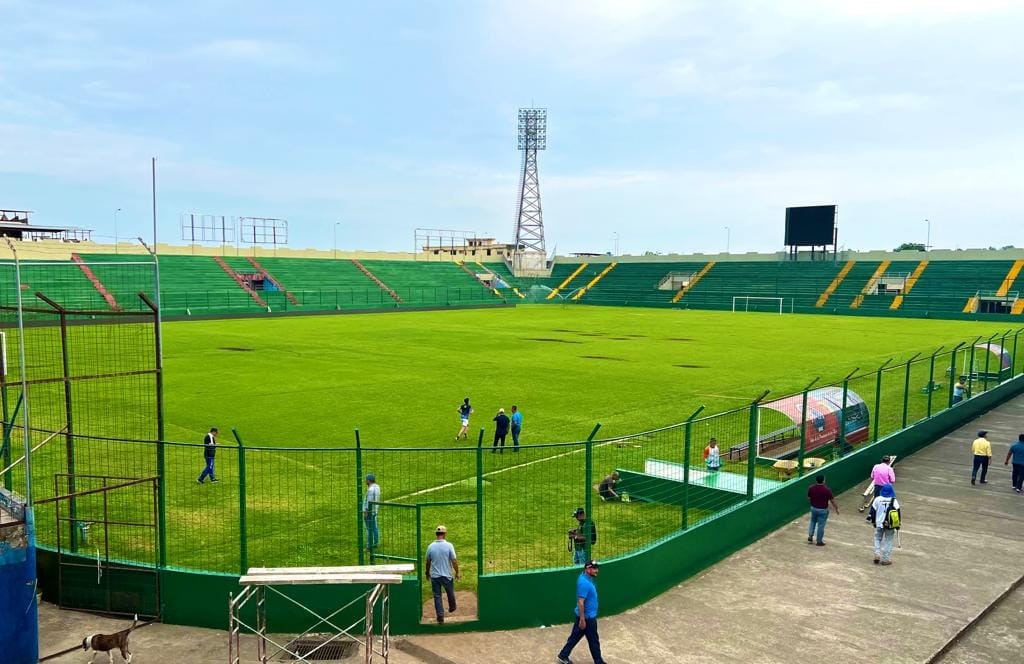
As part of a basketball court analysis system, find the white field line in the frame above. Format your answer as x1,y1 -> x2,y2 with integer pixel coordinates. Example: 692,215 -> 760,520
392,436 -> 648,503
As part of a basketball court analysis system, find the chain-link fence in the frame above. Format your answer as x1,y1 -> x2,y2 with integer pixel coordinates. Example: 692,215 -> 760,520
4,333 -> 1023,584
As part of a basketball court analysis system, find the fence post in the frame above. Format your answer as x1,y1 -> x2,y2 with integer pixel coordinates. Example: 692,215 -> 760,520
837,369 -> 858,459
585,423 -> 601,560
797,377 -> 820,476
1000,330 -> 1010,381
948,342 -> 965,408
872,360 -> 893,443
926,346 -> 943,418
1014,329 -> 1022,377
682,406 -> 705,530
232,428 -> 248,574
901,353 -> 920,429
967,338 -> 979,397
476,427 -> 484,578
746,391 -> 770,501
355,429 -> 364,565
982,333 -> 997,393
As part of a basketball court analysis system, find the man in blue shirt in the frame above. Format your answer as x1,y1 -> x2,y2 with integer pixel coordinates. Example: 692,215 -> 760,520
425,525 -> 460,623
1004,433 -> 1024,494
557,559 -> 607,664
510,405 -> 523,451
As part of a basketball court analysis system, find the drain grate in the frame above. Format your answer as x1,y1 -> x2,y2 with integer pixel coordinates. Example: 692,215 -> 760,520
281,636 -> 358,660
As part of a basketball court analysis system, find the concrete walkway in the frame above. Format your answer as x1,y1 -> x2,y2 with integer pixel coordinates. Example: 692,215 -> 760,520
37,396 -> 1024,663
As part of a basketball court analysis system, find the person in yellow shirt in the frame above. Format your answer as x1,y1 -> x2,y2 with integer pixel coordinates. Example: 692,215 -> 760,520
971,430 -> 992,485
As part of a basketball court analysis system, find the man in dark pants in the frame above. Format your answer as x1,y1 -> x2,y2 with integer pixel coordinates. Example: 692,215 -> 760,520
1004,433 -> 1024,494
557,559 -> 607,664
197,427 -> 219,483
971,430 -> 992,485
492,408 -> 511,453
510,405 -> 523,451
425,525 -> 459,624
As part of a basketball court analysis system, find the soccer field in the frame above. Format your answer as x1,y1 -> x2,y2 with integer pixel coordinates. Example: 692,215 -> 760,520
161,305 -> 1012,446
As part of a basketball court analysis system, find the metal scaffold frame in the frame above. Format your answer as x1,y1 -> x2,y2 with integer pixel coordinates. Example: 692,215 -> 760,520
228,564 -> 413,664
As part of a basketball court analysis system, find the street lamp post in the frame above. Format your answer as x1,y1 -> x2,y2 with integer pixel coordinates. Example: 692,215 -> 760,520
333,222 -> 341,259
724,226 -> 731,254
114,208 -> 122,253
925,218 -> 930,251
613,232 -> 619,256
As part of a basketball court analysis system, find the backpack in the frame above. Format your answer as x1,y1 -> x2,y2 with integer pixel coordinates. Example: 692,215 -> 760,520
882,501 -> 901,530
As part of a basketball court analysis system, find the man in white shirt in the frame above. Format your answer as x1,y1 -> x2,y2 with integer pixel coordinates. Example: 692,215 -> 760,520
363,474 -> 381,551
425,525 -> 460,624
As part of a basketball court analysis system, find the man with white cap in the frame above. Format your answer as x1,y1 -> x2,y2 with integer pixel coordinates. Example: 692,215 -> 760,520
363,474 -> 381,551
971,430 -> 992,485
425,525 -> 459,624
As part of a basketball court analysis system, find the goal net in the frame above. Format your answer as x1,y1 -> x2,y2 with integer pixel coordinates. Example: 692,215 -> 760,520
731,296 -> 790,314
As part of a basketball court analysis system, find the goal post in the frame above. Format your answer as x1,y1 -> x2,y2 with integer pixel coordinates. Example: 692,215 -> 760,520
731,296 -> 790,314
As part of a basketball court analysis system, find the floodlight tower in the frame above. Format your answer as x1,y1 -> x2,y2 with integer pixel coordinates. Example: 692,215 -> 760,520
512,108 -> 547,274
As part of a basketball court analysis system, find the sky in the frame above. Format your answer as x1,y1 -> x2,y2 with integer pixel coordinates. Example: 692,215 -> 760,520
0,0 -> 1022,255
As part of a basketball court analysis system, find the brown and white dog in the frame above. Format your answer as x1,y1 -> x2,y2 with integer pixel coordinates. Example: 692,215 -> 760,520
81,614 -> 138,663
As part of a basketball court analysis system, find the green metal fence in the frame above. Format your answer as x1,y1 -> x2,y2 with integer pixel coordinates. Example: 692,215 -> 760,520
4,330 -> 1022,594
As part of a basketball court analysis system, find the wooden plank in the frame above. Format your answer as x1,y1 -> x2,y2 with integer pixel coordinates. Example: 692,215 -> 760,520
247,564 -> 414,576
240,572 -> 405,586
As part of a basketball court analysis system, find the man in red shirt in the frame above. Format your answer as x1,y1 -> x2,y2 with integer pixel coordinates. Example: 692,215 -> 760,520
807,475 -> 839,546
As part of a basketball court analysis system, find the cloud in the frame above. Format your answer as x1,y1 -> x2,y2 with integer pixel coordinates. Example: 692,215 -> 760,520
184,39 -> 307,67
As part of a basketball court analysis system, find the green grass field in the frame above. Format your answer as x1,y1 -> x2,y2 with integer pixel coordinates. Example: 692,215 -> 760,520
10,304 -> 1019,604
160,305 -> 1014,445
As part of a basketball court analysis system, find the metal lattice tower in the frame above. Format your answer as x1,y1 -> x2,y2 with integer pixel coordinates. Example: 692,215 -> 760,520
513,108 -> 547,255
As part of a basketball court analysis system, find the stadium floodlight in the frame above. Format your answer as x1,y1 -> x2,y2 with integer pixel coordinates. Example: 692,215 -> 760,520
512,108 -> 547,263
517,108 -> 547,151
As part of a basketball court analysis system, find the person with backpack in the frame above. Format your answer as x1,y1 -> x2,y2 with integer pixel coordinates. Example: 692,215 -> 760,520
868,483 -> 901,566
569,507 -> 597,565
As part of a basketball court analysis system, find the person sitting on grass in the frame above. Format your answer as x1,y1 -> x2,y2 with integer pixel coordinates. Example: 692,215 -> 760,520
598,472 -> 620,501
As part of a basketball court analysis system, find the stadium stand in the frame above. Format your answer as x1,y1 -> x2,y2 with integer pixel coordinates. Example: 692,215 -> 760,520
359,260 -> 496,306
7,250 -> 1024,319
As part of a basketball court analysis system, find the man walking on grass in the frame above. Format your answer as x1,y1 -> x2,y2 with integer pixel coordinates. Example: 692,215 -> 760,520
807,475 -> 839,546
556,559 -> 608,664
197,427 -> 219,484
971,430 -> 992,485
1005,433 -> 1024,494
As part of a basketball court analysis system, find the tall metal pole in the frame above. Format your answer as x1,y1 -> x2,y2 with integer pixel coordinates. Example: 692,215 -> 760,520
114,208 -> 122,254
925,218 -> 930,250
333,222 -> 340,259
152,157 -> 168,568
725,227 -> 731,254
12,249 -> 33,505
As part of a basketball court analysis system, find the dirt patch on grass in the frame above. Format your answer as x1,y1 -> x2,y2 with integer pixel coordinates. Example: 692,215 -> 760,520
220,347 -> 255,352
581,355 -> 627,361
674,364 -> 708,369
523,337 -> 582,344
667,337 -> 694,342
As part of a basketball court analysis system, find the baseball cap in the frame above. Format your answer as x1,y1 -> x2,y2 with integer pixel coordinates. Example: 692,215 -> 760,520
978,430 -> 988,437
366,473 -> 376,482
499,408 -> 505,413
573,507 -> 585,516
436,525 -> 447,534
584,559 -> 600,569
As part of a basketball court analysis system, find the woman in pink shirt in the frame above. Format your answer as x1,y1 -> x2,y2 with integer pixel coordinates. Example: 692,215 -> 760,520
859,456 -> 895,512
